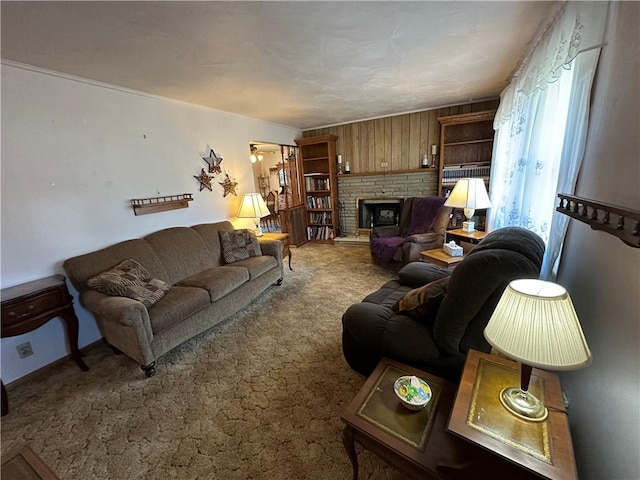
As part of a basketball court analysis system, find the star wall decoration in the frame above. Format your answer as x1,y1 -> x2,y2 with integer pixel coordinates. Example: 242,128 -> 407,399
203,149 -> 223,175
194,168 -> 213,191
219,173 -> 238,197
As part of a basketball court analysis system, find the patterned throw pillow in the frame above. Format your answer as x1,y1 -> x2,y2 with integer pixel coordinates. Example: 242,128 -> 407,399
87,259 -> 170,308
391,276 -> 449,322
219,229 -> 262,264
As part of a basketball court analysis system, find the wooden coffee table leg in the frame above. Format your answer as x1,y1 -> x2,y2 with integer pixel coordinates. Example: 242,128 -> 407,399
342,425 -> 359,480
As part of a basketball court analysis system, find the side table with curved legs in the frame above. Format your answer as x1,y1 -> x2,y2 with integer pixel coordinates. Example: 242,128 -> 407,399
1,274 -> 89,416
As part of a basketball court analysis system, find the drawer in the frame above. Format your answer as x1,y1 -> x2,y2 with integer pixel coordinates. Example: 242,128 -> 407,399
1,289 -> 64,326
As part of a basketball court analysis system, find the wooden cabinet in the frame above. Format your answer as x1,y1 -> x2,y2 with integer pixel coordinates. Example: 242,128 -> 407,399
295,135 -> 339,243
438,110 -> 497,230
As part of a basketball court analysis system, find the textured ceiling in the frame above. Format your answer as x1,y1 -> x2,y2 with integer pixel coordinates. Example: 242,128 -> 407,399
0,1 -> 555,129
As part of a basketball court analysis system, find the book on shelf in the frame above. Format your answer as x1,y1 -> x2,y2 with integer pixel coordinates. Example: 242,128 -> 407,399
306,195 -> 332,209
311,212 -> 332,224
304,176 -> 330,192
306,225 -> 334,240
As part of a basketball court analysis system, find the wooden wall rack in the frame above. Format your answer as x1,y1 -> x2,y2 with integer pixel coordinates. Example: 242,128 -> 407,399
557,193 -> 640,248
131,194 -> 193,216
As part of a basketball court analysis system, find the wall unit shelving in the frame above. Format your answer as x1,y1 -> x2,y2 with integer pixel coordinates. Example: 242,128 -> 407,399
295,135 -> 339,243
438,110 -> 497,230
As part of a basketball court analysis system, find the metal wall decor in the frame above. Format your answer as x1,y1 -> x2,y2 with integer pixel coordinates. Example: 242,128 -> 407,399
194,148 -> 224,191
204,149 -> 223,175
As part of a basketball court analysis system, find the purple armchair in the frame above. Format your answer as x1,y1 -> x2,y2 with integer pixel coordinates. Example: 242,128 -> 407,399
370,196 -> 452,271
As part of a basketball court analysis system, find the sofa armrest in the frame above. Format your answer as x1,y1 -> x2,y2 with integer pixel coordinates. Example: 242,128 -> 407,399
370,225 -> 401,239
397,262 -> 450,288
257,239 -> 284,276
82,290 -> 154,365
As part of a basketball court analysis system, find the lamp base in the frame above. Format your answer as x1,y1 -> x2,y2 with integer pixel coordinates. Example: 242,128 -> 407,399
254,223 -> 264,237
462,220 -> 475,233
499,387 -> 548,422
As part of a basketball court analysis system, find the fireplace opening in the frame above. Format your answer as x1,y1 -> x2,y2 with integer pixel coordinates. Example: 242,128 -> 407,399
357,198 -> 405,235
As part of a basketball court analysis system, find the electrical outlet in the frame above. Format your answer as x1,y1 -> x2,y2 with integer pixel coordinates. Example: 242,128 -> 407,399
17,342 -> 33,359
381,162 -> 388,167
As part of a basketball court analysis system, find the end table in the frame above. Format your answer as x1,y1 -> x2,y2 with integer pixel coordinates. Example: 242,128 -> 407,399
340,358 -> 468,479
260,232 -> 292,270
420,249 -> 465,268
448,350 -> 578,480
1,274 -> 89,416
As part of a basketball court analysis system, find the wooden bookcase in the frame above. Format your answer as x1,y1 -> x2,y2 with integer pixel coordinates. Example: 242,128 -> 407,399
295,135 -> 339,243
438,110 -> 497,230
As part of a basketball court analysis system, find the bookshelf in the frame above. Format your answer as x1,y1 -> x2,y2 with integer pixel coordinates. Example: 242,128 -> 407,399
438,110 -> 497,230
295,135 -> 339,243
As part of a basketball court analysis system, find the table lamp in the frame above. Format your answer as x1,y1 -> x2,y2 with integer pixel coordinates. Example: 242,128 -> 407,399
444,178 -> 491,232
484,279 -> 591,422
237,193 -> 270,236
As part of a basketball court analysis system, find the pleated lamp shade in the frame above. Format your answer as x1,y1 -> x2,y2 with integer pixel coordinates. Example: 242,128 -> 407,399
237,193 -> 270,219
444,178 -> 491,210
484,279 -> 592,370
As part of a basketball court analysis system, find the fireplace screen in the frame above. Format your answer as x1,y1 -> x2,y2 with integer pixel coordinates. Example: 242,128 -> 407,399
374,207 -> 399,226
358,198 -> 404,230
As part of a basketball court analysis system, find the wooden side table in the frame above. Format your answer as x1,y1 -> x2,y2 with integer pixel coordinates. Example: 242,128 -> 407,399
448,350 -> 578,480
445,228 -> 487,252
1,274 -> 89,416
420,248 -> 465,268
260,232 -> 293,270
340,358 -> 469,479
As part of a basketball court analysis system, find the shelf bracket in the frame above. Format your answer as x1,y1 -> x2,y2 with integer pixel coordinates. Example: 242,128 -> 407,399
556,193 -> 640,248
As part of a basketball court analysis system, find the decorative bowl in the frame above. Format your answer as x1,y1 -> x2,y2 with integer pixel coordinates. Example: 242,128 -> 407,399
393,375 -> 432,411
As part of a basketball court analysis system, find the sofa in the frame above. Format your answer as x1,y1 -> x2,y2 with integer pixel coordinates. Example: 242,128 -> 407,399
370,196 -> 452,272
343,227 -> 545,381
63,221 -> 283,377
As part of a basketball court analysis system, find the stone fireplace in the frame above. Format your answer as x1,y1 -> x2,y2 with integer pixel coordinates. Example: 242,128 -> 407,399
336,170 -> 439,237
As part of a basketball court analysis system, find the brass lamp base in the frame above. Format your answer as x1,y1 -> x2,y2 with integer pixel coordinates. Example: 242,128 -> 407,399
499,387 -> 548,422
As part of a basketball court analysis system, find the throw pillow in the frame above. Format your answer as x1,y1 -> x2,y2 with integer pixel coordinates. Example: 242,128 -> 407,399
391,276 -> 449,322
219,229 -> 262,264
87,259 -> 170,308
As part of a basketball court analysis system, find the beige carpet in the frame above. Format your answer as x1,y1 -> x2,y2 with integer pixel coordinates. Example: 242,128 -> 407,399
1,244 -> 408,479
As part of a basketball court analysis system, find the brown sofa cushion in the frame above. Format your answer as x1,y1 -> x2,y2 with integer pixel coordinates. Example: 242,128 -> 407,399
178,266 -> 250,302
87,259 -> 170,308
228,256 -> 278,280
148,285 -> 211,334
219,230 -> 262,264
392,276 -> 449,323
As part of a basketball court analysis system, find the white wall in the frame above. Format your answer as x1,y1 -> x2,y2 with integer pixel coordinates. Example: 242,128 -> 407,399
0,63 -> 300,383
557,3 -> 639,479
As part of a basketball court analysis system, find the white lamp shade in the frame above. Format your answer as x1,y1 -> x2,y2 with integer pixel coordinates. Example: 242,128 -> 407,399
237,193 -> 270,219
444,178 -> 491,209
484,279 -> 592,370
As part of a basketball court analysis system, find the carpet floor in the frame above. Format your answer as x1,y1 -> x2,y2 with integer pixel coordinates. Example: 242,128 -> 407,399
1,244 -> 408,479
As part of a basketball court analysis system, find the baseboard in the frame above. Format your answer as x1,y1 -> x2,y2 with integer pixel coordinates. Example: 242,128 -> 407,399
4,339 -> 105,391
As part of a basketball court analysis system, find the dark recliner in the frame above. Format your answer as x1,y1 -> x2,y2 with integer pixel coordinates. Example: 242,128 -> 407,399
369,196 -> 452,272
343,227 -> 545,381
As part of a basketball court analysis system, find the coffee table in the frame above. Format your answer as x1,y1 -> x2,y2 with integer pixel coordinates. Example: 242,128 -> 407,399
340,358 -> 467,479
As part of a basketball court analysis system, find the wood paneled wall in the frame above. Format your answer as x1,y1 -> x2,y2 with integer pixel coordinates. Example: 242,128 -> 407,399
303,100 -> 499,175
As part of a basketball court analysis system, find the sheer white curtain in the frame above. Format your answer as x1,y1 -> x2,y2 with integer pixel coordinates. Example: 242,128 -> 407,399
488,2 -> 608,279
